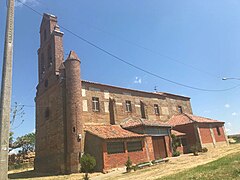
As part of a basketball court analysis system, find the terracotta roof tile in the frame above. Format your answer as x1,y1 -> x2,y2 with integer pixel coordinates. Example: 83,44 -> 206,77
120,117 -> 171,129
85,125 -> 144,140
168,113 -> 224,126
171,130 -> 186,137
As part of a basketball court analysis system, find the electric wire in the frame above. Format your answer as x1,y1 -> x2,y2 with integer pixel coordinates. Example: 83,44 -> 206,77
15,0 -> 240,92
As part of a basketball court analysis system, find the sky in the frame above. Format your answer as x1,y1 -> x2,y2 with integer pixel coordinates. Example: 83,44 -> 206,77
0,0 -> 240,138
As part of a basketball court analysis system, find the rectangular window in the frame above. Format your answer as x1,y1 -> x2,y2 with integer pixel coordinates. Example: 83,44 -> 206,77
154,104 -> 160,115
107,142 -> 125,154
125,100 -> 132,112
216,127 -> 221,136
92,97 -> 100,112
178,106 -> 183,113
140,101 -> 146,119
127,141 -> 143,152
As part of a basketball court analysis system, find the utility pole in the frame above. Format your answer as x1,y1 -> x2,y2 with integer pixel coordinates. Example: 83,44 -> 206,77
0,0 -> 15,179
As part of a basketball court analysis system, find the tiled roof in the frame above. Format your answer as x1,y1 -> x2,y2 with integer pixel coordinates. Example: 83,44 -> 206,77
171,130 -> 186,137
85,125 -> 144,140
168,113 -> 224,126
120,117 -> 171,129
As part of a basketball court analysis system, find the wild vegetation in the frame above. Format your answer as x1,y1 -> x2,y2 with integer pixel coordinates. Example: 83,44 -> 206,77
160,151 -> 240,180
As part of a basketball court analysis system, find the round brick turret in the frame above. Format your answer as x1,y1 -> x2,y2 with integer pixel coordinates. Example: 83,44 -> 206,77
64,50 -> 82,173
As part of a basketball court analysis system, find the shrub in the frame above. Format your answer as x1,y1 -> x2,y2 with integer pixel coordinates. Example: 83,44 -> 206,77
80,154 -> 96,173
202,147 -> 208,153
172,150 -> 181,157
125,157 -> 132,172
132,165 -> 139,171
171,134 -> 181,152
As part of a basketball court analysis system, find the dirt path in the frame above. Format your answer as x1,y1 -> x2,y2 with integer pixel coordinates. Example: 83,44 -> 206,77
8,144 -> 240,180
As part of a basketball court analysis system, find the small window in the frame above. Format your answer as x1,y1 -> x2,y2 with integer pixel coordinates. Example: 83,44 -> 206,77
107,142 -> 125,154
154,104 -> 160,115
178,106 -> 183,113
45,107 -> 50,119
125,100 -> 132,112
127,141 -> 143,152
92,97 -> 100,112
216,127 -> 221,136
72,127 -> 76,133
140,101 -> 146,119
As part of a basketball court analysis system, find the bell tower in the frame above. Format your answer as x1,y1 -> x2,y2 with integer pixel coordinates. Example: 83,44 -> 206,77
38,13 -> 64,82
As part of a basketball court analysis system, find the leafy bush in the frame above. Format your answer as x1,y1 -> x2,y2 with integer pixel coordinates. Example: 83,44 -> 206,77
80,154 -> 96,173
125,157 -> 132,172
171,134 -> 181,152
132,165 -> 139,171
172,150 -> 181,157
202,147 -> 208,153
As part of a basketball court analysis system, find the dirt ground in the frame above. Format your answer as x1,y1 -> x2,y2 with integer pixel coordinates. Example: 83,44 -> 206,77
8,143 -> 240,180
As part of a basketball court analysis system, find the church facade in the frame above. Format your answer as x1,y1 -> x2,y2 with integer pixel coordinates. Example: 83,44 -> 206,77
35,13 -> 228,174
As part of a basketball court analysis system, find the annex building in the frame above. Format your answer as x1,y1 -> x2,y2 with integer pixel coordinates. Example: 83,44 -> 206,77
35,13 -> 228,174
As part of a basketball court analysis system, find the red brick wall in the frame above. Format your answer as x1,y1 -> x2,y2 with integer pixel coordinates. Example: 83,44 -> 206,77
199,127 -> 213,144
81,81 -> 192,125
213,126 -> 226,142
173,124 -> 198,148
145,136 -> 155,161
164,136 -> 172,157
35,81 -> 65,173
102,138 -> 149,171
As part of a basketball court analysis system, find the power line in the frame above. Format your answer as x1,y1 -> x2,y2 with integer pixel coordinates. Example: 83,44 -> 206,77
72,20 -> 222,80
28,0 -> 223,80
16,0 -> 240,92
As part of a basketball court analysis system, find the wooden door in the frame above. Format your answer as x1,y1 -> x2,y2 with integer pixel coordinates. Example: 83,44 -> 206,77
152,136 -> 167,159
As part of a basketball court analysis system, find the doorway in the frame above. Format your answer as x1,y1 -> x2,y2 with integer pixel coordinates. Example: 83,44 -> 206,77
152,136 -> 167,159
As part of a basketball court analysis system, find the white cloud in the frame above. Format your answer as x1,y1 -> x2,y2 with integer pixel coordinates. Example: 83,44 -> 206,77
225,128 -> 231,133
133,77 -> 142,84
32,128 -> 36,133
15,0 -> 39,7
224,104 -> 230,108
225,122 -> 232,134
232,112 -> 238,116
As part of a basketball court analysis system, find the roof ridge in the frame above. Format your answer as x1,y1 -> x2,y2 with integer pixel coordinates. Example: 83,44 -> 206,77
183,113 -> 197,123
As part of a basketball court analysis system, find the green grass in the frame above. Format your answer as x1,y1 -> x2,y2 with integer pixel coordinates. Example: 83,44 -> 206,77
159,152 -> 240,180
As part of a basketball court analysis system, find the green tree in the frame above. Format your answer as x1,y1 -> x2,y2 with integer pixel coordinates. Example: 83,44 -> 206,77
15,132 -> 35,154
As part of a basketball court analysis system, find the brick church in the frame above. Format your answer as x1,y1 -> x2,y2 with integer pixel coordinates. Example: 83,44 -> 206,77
35,13 -> 228,174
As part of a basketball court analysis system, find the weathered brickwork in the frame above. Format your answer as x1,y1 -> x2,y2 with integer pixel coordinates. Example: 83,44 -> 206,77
35,13 -> 226,174
81,82 -> 192,125
172,124 -> 199,149
213,126 -> 226,142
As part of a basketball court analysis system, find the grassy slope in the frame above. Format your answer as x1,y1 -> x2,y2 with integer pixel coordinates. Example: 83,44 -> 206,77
160,152 -> 240,180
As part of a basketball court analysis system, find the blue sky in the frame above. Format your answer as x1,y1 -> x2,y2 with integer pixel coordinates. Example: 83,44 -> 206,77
0,0 -> 240,138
